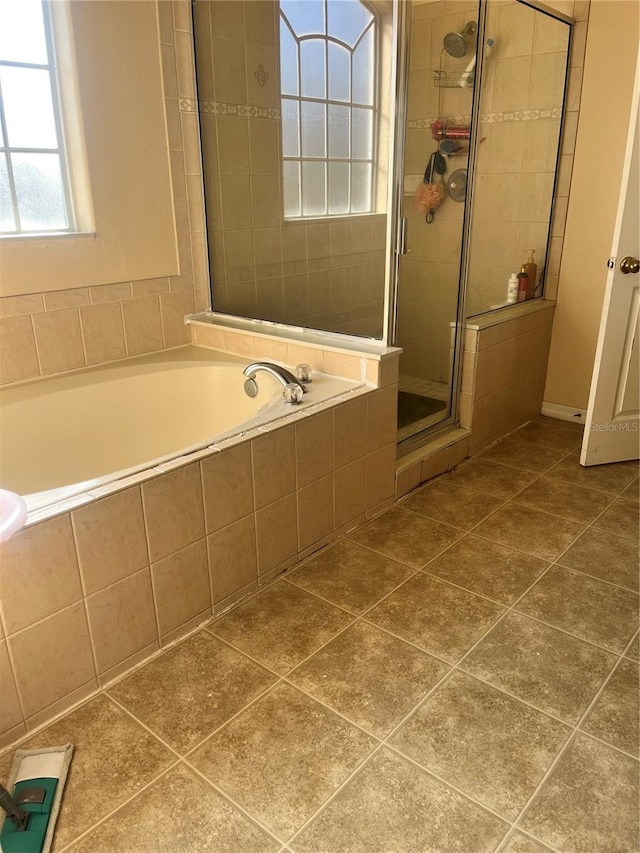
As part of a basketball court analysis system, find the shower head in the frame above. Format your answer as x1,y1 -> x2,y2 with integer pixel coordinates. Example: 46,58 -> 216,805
443,21 -> 477,58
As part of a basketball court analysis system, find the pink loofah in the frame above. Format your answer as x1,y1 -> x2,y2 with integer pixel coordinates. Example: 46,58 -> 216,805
414,182 -> 445,213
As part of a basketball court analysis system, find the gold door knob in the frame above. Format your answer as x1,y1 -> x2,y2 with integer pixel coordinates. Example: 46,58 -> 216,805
620,256 -> 640,274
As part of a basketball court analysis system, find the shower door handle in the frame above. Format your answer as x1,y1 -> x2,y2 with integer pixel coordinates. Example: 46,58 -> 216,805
398,218 -> 409,255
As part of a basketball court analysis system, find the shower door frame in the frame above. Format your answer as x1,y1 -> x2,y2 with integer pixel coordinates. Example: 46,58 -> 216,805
389,0 -> 490,456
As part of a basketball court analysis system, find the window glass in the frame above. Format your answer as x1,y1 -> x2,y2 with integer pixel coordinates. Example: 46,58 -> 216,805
280,0 -> 376,219
327,0 -> 372,47
1,66 -> 58,148
0,0 -> 73,234
300,39 -> 326,99
328,42 -> 350,102
279,18 -> 299,96
0,0 -> 48,64
13,152 -> 68,230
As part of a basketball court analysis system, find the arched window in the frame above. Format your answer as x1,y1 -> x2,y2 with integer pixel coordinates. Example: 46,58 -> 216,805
279,0 -> 376,219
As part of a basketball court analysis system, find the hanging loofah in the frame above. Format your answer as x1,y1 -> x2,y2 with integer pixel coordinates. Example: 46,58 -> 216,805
414,181 -> 445,214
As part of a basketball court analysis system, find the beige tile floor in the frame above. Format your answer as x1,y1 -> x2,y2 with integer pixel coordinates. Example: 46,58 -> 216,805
1,416 -> 638,852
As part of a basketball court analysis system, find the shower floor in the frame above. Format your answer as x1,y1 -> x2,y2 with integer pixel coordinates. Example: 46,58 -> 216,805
0,417 -> 638,852
398,374 -> 449,440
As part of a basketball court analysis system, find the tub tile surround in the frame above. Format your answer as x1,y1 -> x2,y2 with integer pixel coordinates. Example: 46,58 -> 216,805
396,301 -> 556,499
0,1 -> 206,388
0,419 -> 637,851
0,373 -> 399,742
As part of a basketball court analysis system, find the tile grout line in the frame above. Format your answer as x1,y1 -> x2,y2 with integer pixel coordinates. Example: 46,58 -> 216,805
54,757 -> 183,853
497,610 -> 640,845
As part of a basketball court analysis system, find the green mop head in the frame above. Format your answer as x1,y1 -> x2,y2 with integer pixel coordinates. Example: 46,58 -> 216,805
0,744 -> 73,853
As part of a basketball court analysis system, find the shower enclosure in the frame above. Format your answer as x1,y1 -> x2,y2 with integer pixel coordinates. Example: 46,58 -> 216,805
191,0 -> 573,452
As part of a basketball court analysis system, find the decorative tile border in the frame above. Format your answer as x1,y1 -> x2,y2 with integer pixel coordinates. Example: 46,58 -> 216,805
197,98 -> 280,119
408,107 -> 561,129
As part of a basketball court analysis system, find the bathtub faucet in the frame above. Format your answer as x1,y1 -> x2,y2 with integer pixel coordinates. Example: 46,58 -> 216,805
243,362 -> 307,405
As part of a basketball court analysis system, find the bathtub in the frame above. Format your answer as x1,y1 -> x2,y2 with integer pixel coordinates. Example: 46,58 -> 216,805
0,345 -> 363,516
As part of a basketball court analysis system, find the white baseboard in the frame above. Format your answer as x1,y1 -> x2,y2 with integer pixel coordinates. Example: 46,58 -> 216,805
542,401 -> 587,424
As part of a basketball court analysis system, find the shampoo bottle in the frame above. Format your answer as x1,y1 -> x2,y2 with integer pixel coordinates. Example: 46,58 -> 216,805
524,249 -> 537,299
517,266 -> 528,302
507,273 -> 519,304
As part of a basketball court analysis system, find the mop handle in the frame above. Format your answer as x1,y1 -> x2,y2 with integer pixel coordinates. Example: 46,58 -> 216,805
0,782 -> 28,830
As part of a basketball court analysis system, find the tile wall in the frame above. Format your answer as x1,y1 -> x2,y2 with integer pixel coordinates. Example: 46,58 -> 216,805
400,0 -> 476,383
0,374 -> 398,748
399,0 -> 588,381
395,301 -> 555,498
460,302 -> 555,450
193,0 -> 388,338
0,1 -> 208,387
466,0 -> 589,314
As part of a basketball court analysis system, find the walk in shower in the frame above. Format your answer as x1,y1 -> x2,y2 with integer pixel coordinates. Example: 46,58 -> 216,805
191,0 -> 573,452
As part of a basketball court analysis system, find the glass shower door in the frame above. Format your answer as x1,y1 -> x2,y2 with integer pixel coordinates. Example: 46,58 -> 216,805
395,0 -> 482,446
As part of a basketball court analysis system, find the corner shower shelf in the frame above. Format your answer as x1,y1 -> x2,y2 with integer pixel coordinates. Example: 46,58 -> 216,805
433,69 -> 474,88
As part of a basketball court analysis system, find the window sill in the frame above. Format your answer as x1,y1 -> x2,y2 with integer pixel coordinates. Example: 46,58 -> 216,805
0,231 -> 96,242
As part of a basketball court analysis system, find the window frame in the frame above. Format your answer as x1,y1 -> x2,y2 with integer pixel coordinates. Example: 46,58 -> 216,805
0,0 -> 76,237
279,0 -> 380,220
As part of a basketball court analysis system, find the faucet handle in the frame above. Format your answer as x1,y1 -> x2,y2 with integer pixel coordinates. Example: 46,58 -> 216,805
295,363 -> 312,383
283,382 -> 304,405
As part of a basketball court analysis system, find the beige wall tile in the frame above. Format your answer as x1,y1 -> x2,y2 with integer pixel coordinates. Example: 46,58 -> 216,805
244,0 -> 276,46
395,462 -> 421,500
296,411 -> 334,487
249,118 -> 279,175
9,602 -> 96,718
72,488 -> 149,595
80,302 -> 126,365
334,458 -> 367,529
255,492 -> 298,575
0,640 -> 23,736
217,117 -> 250,175
0,515 -> 82,635
161,42 -> 178,98
366,443 -> 397,510
252,426 -> 296,509
175,30 -> 196,98
0,316 -> 40,384
245,43 -> 277,107
421,448 -> 450,483
87,569 -> 157,675
160,291 -> 194,348
152,539 -> 211,637
212,36 -> 247,102
366,385 -> 398,452
459,390 -> 473,429
208,515 -> 257,604
89,282 -> 132,304
180,111 -> 202,176
334,397 -> 367,469
122,296 -> 164,356
194,325 -> 225,350
202,444 -> 254,533
131,277 -> 170,299
286,344 -> 324,372
33,308 -> 85,375
474,346 -> 496,401
469,395 -> 493,452
220,175 -> 253,230
251,175 -> 281,228
0,294 -> 45,318
323,351 -> 362,381
43,288 -> 90,311
210,3 -> 244,41
222,330 -> 255,356
298,474 -> 334,552
142,464 -> 205,562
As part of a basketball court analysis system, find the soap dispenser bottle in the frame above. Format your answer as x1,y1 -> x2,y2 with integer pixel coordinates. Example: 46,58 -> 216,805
524,249 -> 537,299
517,266 -> 529,302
